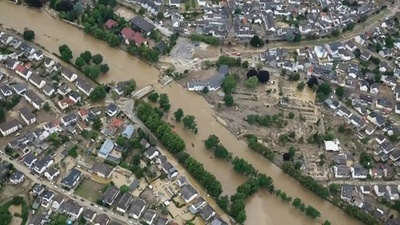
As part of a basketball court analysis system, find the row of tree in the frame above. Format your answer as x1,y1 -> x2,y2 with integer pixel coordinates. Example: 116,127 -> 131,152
246,113 -> 288,128
136,102 -> 222,198
189,34 -> 221,46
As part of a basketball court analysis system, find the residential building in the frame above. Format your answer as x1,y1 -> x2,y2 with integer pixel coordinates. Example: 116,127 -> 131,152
189,197 -> 206,214
102,185 -> 120,206
91,162 -> 114,179
44,166 -> 60,181
180,184 -> 198,203
98,139 -> 115,159
42,84 -> 55,96
24,90 -> 45,110
29,73 -> 46,89
350,166 -> 369,179
61,113 -> 77,127
187,65 -> 229,91
0,119 -> 22,136
144,147 -> 159,160
19,107 -> 36,125
0,84 -> 13,97
142,210 -> 157,225
23,153 -> 37,168
61,199 -> 84,219
51,195 -> 65,211
10,170 -> 24,185
116,192 -> 133,214
93,214 -> 110,225
122,124 -> 135,138
120,28 -> 147,46
33,155 -> 53,174
106,103 -> 118,117
61,168 -> 81,190
75,78 -> 93,96
130,16 -> 155,36
200,204 -> 216,222
61,68 -> 78,82
128,197 -> 146,219
83,209 -> 97,222
341,185 -> 354,202
332,165 -> 351,178
158,155 -> 178,178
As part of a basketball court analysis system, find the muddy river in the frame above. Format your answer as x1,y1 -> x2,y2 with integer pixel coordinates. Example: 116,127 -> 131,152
0,3 -> 360,225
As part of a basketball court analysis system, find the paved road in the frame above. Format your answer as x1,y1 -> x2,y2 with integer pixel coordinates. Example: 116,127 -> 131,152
0,154 -> 132,224
327,179 -> 400,186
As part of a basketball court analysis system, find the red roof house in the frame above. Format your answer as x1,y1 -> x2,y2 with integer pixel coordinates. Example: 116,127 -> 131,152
104,19 -> 118,29
120,28 -> 147,46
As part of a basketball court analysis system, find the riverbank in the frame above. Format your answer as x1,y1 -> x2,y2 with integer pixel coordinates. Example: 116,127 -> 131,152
0,3 -> 362,224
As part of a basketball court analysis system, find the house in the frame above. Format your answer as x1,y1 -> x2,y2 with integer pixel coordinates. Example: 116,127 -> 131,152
181,184 -> 198,203
61,199 -> 84,219
29,214 -> 48,225
360,185 -> 371,195
69,91 -> 81,103
341,184 -> 354,202
23,153 -> 37,168
75,78 -> 93,96
376,135 -> 386,145
336,106 -> 352,118
58,84 -> 72,96
10,170 -> 24,185
58,98 -> 75,110
0,85 -> 13,97
159,156 -> 178,178
128,197 -> 146,219
359,81 -> 369,92
144,147 -> 159,160
375,98 -> 393,111
61,168 -> 81,189
44,166 -> 60,181
116,192 -> 133,214
19,107 -> 36,125
187,65 -> 229,92
61,68 -> 78,83
104,19 -> 118,29
381,141 -> 395,154
200,204 -> 216,222
324,140 -> 340,152
29,73 -> 46,89
106,103 -> 118,117
370,83 -> 379,95
189,197 -> 206,214
42,190 -> 55,203
390,150 -> 400,161
156,217 -> 169,225
24,90 -> 45,110
374,185 -> 387,197
122,124 -> 135,138
351,166 -> 369,179
91,162 -> 114,179
94,214 -> 110,225
102,185 -> 120,206
5,57 -> 18,70
61,113 -> 77,127
210,217 -> 228,225
367,112 -> 385,127
44,58 -> 55,69
34,155 -> 54,174
120,28 -> 147,46
51,195 -> 65,211
332,165 -> 350,178
42,84 -> 55,96
360,51 -> 371,61
387,185 -> 400,200
83,209 -> 97,222
32,183 -> 45,195
0,119 -> 22,137
140,139 -> 150,149
142,210 -> 157,225
382,75 -> 398,87
98,139 -> 115,159
130,16 -> 155,36
15,65 -> 32,80
349,115 -> 366,130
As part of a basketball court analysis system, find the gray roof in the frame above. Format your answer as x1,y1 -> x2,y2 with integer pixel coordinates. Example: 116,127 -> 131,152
142,209 -> 157,223
75,78 -> 93,93
82,208 -> 96,220
61,67 -> 75,79
19,107 -> 35,121
122,124 -> 135,138
187,64 -> 229,90
23,152 -> 36,165
61,168 -> 81,188
92,162 -> 113,177
62,199 -> 83,215
0,84 -> 12,95
42,84 -> 54,94
156,217 -> 169,225
0,119 -> 21,132
11,83 -> 26,93
210,217 -> 228,225
181,184 -> 198,201
45,166 -> 59,176
93,214 -> 110,225
200,204 -> 215,221
128,197 -> 146,217
29,73 -> 44,86
130,16 -> 156,33
24,90 -> 44,106
102,185 -> 120,205
116,192 -> 133,211
10,170 -> 24,180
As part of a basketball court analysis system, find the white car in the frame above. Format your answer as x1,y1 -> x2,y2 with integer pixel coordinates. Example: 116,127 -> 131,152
94,205 -> 98,208
128,220 -> 133,224
53,185 -> 57,189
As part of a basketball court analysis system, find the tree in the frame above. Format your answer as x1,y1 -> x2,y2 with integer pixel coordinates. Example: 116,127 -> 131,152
331,29 -> 340,37
202,87 -> 209,93
222,75 -> 237,94
346,22 -> 354,31
288,146 -> 296,159
159,94 -> 170,111
59,44 -> 73,62
0,206 -> 12,225
292,198 -> 302,208
245,76 -> 258,88
139,7 -> 146,14
25,0 -> 43,7
288,73 -> 300,81
92,54 -> 103,65
120,184 -> 129,193
80,51 -> 92,63
75,57 -> 85,68
68,146 -> 78,158
335,86 -> 345,98
338,125 -> 346,133
297,82 -> 305,91
305,206 -> 321,219
242,60 -> 249,69
322,221 -> 331,225
0,106 -> 5,123
107,33 -> 120,47
89,66 -> 101,79
123,79 -> 136,96
92,116 -> 103,130
23,29 -> 35,41
182,115 -> 198,133
217,195 -> 229,211
89,86 -> 107,101
374,73 -> 382,83
100,64 -> 110,73
354,48 -> 361,58
288,112 -> 295,119
223,94 -> 234,106
250,35 -> 264,47
205,134 -> 220,149
360,152 -> 373,169
174,108 -> 184,122
147,92 -> 159,102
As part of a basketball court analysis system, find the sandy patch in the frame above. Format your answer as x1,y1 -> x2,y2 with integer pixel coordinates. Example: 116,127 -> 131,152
115,6 -> 136,20
8,205 -> 22,215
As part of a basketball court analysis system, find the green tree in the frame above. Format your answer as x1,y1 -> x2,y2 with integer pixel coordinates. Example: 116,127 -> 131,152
0,106 -> 5,123
288,73 -> 300,81
107,33 -> 120,47
338,125 -> 346,133
182,115 -> 198,133
89,86 -> 107,101
120,184 -> 129,193
11,196 -> 23,205
138,7 -> 146,14
223,94 -> 234,106
245,76 -> 258,88
80,50 -> 92,63
100,64 -> 109,73
174,108 -> 184,122
288,146 -> 296,159
214,145 -> 231,160
92,116 -> 103,130
297,82 -> 305,91
374,73 -> 382,83
75,56 -> 85,68
288,112 -> 295,119
305,206 -> 321,219
147,92 -> 159,102
322,221 -> 331,225
205,134 -> 220,149
250,35 -> 264,47
59,44 -> 73,62
89,66 -> 101,79
359,152 -> 373,169
92,54 -> 103,65
217,195 -> 229,211
331,29 -> 340,37
292,197 -> 302,208
335,86 -> 345,98
123,79 -> 136,96
68,146 -> 78,158
329,184 -> 340,196
23,29 -> 35,41
159,93 -> 170,111
242,60 -> 249,69
222,75 -> 237,94
0,206 -> 12,225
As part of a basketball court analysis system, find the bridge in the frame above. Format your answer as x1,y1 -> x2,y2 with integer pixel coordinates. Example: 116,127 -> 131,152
131,84 -> 154,99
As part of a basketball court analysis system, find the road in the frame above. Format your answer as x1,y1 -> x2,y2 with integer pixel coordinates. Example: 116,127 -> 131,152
353,42 -> 396,69
327,179 -> 400,186
0,154 -> 131,224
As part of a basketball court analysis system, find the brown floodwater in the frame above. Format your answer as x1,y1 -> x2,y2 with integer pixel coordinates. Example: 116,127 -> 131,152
0,3 -> 361,225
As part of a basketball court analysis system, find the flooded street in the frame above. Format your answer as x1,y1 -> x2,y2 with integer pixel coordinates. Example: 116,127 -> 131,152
0,3 -> 361,225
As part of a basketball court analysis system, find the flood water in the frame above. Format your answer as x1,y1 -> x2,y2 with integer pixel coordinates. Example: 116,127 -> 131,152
0,3 -> 361,225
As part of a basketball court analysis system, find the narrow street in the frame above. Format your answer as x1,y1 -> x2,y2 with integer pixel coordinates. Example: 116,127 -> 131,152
327,179 -> 400,186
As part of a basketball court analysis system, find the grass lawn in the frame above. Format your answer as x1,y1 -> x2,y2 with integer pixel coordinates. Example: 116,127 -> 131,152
74,179 -> 105,202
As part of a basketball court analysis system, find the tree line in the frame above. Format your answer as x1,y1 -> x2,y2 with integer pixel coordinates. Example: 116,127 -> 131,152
136,101 -> 222,198
189,34 -> 220,46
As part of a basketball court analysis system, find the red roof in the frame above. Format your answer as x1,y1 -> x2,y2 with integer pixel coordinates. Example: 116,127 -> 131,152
132,33 -> 146,45
104,19 -> 118,29
15,64 -> 25,73
111,118 -> 124,128
120,28 -> 146,45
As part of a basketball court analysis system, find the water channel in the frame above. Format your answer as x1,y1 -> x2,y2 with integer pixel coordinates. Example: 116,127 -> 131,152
0,3 -> 361,224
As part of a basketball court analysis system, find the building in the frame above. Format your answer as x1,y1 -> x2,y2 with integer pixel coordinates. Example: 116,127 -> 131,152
61,68 -> 78,83
29,73 -> 46,89
158,155 -> 178,178
122,124 -> 135,138
75,78 -> 94,96
142,209 -> 157,224
91,162 -> 114,179
61,199 -> 84,219
98,139 -> 115,159
51,195 -> 65,211
42,84 -> 55,96
19,107 -> 36,125
61,113 -> 77,127
128,197 -> 146,219
130,16 -> 155,36
10,170 -> 24,185
0,119 -> 22,136
120,27 -> 147,46
106,103 -> 118,117
93,214 -> 110,225
200,204 -> 216,222
144,147 -> 159,160
83,209 -> 97,222
187,65 -> 229,91
23,152 -> 37,168
61,168 -> 81,190
102,185 -> 120,206
24,90 -> 45,110
33,155 -> 54,174
116,192 -> 133,214
189,197 -> 206,214
180,184 -> 198,203
44,166 -> 60,181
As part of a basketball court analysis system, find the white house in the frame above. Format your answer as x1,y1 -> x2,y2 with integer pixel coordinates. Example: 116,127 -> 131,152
61,199 -> 84,220
19,107 -> 36,125
386,185 -> 400,200
350,166 -> 368,179
24,90 -> 45,110
10,171 -> 24,185
45,166 -> 60,181
29,73 -> 46,89
314,45 -> 328,58
61,68 -> 78,83
0,119 -> 21,136
75,78 -> 94,96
